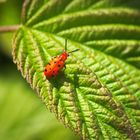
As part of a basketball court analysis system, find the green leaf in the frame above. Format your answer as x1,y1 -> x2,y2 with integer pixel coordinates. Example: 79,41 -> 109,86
12,0 -> 140,139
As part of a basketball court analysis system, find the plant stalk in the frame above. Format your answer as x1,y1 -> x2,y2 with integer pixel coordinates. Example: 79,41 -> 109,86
0,25 -> 20,33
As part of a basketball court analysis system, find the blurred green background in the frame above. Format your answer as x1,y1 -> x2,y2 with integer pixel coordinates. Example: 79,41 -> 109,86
0,1 -> 79,140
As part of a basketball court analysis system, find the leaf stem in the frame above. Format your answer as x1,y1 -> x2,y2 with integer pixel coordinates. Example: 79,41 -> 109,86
0,25 -> 20,33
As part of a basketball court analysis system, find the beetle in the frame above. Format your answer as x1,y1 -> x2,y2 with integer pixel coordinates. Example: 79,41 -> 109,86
44,39 -> 79,79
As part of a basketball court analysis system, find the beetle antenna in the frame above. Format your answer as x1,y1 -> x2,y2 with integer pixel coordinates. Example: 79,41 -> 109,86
64,39 -> 79,53
65,39 -> 67,51
68,49 -> 79,54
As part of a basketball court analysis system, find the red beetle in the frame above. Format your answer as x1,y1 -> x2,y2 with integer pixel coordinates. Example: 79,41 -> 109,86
44,39 -> 79,79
